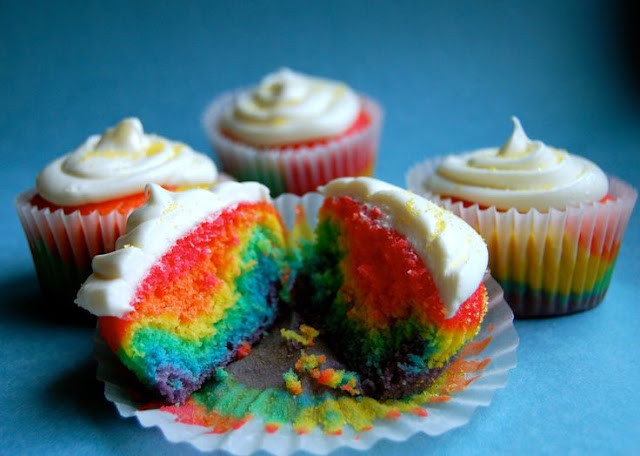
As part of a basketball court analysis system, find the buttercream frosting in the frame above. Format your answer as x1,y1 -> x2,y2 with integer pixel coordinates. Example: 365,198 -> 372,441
320,177 -> 488,318
36,118 -> 218,206
75,182 -> 271,317
424,117 -> 608,211
219,68 -> 360,146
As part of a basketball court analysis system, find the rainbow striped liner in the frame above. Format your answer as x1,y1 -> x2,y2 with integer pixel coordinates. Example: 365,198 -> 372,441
408,160 -> 637,317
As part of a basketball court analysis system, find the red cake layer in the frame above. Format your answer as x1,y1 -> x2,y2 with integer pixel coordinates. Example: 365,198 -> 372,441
323,196 -> 486,330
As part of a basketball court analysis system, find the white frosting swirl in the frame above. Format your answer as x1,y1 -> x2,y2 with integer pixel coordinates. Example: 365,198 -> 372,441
76,182 -> 272,317
321,177 -> 488,318
424,117 -> 608,211
220,68 -> 360,146
36,118 -> 218,206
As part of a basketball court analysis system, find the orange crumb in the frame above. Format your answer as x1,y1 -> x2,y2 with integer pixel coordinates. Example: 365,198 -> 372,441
385,410 -> 401,419
236,341 -> 252,359
411,407 -> 428,417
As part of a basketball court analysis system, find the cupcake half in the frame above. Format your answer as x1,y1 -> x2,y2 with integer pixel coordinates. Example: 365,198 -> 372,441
15,118 -> 220,308
203,68 -> 383,196
77,182 -> 287,402
293,177 -> 489,399
407,117 -> 637,317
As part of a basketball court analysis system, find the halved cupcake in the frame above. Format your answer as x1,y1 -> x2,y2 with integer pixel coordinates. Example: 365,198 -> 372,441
293,177 -> 489,398
76,182 -> 288,402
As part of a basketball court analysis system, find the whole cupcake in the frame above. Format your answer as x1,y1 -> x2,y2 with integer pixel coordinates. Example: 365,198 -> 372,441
15,117 -> 219,308
407,117 -> 637,317
203,68 -> 383,196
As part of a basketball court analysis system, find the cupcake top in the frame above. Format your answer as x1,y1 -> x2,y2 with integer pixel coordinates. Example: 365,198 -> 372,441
219,68 -> 360,147
76,182 -> 272,317
424,117 -> 608,211
320,177 -> 488,317
36,118 -> 218,206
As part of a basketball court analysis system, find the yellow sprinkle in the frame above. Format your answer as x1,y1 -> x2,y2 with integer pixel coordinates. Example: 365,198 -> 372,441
405,199 -> 419,216
269,116 -> 288,126
161,201 -> 180,215
80,149 -> 141,162
145,142 -> 166,157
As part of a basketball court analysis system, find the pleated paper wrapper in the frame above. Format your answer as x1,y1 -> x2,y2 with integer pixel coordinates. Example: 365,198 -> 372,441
15,190 -> 131,307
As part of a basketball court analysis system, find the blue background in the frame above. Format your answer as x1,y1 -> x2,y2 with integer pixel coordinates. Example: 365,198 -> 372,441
1,1 -> 639,454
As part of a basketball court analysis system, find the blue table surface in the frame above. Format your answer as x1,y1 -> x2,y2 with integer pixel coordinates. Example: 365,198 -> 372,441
2,1 -> 639,454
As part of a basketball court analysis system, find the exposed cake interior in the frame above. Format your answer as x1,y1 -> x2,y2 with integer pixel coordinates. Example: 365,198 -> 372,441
294,178 -> 488,398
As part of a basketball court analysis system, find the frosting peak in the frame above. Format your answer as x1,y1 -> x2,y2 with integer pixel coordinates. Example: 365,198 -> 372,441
320,177 -> 488,317
220,68 -> 360,147
255,68 -> 308,105
498,116 -> 531,157
95,117 -> 149,151
36,118 -> 218,206
425,117 -> 608,211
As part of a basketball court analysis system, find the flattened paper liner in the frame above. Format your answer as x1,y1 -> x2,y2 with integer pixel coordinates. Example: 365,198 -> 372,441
95,192 -> 519,455
407,159 -> 637,317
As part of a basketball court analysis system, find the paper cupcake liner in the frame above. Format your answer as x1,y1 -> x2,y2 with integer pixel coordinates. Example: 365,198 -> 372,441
203,93 -> 383,196
407,158 -> 638,318
15,190 -> 131,305
95,192 -> 519,455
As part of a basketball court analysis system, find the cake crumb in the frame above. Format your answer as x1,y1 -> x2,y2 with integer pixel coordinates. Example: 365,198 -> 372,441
283,369 -> 303,395
294,351 -> 326,372
236,341 -> 252,359
294,351 -> 361,396
280,324 -> 319,347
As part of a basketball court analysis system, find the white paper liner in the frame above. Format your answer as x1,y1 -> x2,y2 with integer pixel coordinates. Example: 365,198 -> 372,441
406,158 -> 638,317
203,93 -> 383,196
95,192 -> 519,455
15,190 -> 131,301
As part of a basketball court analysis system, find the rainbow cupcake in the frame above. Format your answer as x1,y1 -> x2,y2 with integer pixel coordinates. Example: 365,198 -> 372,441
407,117 -> 637,317
76,182 -> 288,402
203,68 -> 383,196
294,178 -> 489,398
15,118 -> 219,308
